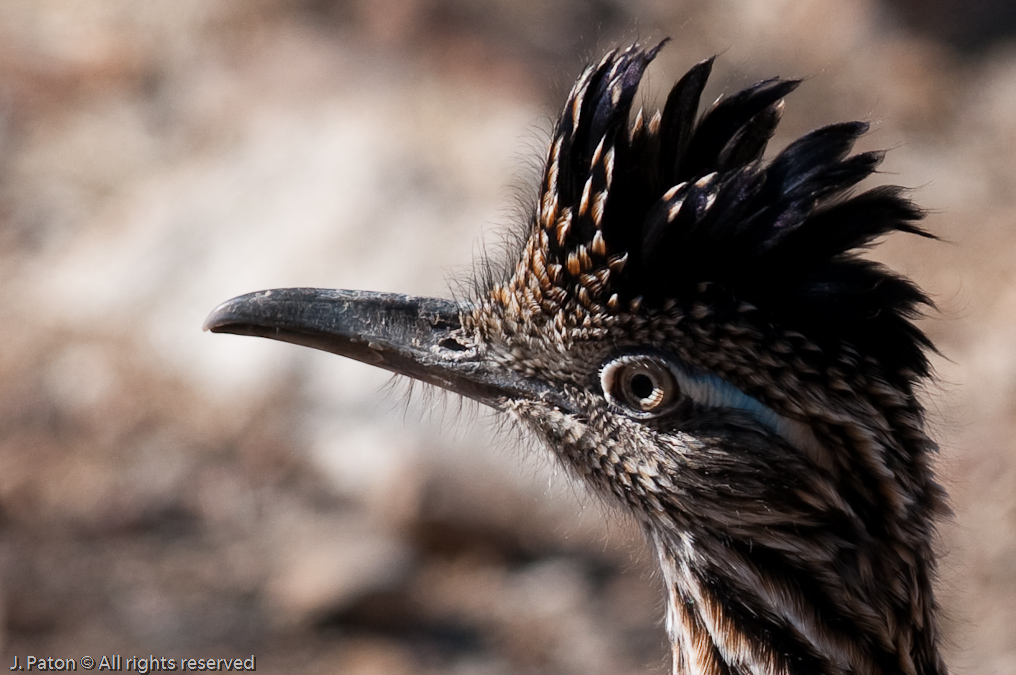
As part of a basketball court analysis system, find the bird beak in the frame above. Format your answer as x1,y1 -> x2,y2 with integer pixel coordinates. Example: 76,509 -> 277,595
203,288 -> 557,409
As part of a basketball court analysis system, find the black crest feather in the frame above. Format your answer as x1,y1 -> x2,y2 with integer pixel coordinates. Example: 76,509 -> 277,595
543,42 -> 934,382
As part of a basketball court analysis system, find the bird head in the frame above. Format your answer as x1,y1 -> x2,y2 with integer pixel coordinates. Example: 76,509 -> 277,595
206,42 -> 947,675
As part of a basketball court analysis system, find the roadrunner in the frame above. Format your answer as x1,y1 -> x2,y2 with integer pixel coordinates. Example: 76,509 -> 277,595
206,42 -> 947,675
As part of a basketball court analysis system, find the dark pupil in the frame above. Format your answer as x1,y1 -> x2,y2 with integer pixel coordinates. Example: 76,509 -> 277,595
629,372 -> 655,401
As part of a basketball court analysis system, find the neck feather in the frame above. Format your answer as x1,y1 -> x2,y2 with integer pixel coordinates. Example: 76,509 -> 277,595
649,524 -> 947,675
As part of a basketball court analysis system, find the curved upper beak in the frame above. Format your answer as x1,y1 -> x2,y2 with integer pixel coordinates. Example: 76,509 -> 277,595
204,288 -> 556,409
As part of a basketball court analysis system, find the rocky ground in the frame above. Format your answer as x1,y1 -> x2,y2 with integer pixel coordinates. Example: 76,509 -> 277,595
1,1 -> 1014,673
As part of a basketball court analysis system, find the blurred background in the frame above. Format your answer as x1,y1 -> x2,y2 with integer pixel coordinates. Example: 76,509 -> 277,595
0,1 -> 1014,673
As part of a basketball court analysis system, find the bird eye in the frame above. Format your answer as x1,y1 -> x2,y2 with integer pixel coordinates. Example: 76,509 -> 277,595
600,355 -> 680,418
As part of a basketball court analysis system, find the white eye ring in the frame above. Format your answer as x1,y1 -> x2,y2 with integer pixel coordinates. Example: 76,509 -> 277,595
600,354 -> 680,418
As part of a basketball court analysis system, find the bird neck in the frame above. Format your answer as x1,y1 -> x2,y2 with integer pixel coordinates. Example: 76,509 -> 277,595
648,525 -> 948,675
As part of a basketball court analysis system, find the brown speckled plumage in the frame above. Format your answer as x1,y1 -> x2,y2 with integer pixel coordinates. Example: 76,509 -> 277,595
207,41 -> 947,675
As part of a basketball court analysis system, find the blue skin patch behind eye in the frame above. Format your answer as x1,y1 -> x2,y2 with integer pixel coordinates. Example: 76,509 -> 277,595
671,367 -> 785,435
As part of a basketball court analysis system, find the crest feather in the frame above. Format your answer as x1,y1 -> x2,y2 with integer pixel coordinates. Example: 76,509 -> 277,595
540,41 -> 934,382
